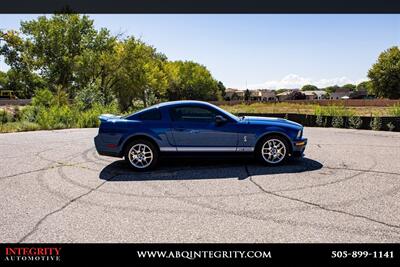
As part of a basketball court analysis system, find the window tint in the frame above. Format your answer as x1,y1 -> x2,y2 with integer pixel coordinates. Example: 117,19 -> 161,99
138,109 -> 162,120
170,106 -> 216,122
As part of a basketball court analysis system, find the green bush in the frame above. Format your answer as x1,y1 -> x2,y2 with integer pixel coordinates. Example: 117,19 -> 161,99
76,102 -> 120,128
315,115 -> 328,127
0,109 -> 13,123
387,122 -> 395,131
2,87 -> 127,132
74,84 -> 106,111
331,116 -> 344,128
348,116 -> 363,129
36,105 -> 77,129
31,88 -> 55,108
20,106 -> 39,122
370,117 -> 382,131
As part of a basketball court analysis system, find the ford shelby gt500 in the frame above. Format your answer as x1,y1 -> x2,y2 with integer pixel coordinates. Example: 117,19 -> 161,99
94,100 -> 307,171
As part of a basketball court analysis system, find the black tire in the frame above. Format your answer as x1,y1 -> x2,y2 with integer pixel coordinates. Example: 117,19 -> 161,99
124,139 -> 159,171
256,135 -> 290,166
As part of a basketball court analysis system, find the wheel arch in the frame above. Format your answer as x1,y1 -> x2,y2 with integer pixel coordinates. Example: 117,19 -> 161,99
121,134 -> 160,155
255,131 -> 294,156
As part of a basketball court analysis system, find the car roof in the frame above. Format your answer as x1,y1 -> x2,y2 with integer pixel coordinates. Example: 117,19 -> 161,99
155,100 -> 215,108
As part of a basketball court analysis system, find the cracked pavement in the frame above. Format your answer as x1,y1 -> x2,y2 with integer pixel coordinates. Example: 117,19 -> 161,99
0,127 -> 400,243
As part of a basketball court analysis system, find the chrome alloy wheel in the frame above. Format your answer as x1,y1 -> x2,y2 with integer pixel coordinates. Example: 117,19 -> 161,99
128,143 -> 153,169
261,138 -> 287,164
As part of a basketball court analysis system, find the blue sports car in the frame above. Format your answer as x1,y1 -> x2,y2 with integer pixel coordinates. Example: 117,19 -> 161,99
94,100 -> 307,171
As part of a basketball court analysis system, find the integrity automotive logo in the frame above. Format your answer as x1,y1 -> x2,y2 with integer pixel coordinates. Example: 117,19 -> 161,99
2,247 -> 62,262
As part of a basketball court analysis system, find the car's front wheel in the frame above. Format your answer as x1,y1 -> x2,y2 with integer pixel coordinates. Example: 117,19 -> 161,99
124,139 -> 158,171
257,135 -> 289,165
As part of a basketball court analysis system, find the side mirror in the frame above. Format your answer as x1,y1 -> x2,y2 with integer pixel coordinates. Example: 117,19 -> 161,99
215,115 -> 228,125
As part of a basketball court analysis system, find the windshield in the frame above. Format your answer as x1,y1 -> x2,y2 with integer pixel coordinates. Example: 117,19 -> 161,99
208,103 -> 240,122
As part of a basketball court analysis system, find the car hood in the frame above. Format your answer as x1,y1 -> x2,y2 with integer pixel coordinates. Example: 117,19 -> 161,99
241,116 -> 302,129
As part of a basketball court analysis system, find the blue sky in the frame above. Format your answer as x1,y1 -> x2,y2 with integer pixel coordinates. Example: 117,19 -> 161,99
0,14 -> 399,89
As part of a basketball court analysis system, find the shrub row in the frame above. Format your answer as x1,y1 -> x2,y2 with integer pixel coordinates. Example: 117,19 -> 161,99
237,113 -> 400,132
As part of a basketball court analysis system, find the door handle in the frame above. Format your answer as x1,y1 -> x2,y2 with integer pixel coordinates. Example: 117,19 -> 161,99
175,128 -> 186,132
189,130 -> 200,134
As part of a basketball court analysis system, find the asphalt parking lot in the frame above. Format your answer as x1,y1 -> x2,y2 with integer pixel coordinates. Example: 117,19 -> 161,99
1,127 -> 400,243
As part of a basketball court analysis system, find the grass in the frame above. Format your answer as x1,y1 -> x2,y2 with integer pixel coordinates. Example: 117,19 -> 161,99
390,104 -> 400,116
0,121 -> 41,133
220,102 -> 398,117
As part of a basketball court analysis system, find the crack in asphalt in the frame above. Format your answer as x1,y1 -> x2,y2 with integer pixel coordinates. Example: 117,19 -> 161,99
311,143 -> 400,148
0,166 -> 60,180
245,165 -> 400,231
18,173 -> 120,243
323,166 -> 400,177
273,154 -> 379,193
0,161 -> 99,180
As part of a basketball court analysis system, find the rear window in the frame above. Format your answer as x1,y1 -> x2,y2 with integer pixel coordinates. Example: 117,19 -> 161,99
138,109 -> 162,120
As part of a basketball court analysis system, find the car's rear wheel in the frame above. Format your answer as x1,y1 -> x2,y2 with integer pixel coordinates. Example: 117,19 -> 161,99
257,135 -> 289,165
124,139 -> 158,171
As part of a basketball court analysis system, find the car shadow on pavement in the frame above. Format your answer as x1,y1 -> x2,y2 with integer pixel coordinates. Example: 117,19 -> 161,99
99,157 -> 323,182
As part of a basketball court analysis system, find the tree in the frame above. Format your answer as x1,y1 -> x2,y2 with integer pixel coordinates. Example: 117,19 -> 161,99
342,83 -> 356,91
356,81 -> 373,94
301,84 -> 318,91
5,69 -> 45,98
165,61 -> 221,102
244,89 -> 251,101
1,14 -> 226,110
217,81 -> 226,98
1,14 -> 116,98
112,37 -> 168,110
324,85 -> 340,94
368,46 -> 400,99
0,30 -> 44,97
0,71 -> 7,88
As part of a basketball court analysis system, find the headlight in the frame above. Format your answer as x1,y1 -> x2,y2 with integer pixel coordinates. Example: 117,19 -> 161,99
297,129 -> 302,139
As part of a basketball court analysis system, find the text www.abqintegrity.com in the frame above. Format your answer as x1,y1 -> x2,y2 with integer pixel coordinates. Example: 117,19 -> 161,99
137,250 -> 272,260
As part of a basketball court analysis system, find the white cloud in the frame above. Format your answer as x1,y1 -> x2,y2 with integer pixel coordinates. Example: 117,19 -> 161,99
242,74 -> 367,90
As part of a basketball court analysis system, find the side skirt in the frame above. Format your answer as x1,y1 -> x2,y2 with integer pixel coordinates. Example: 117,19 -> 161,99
159,151 -> 254,159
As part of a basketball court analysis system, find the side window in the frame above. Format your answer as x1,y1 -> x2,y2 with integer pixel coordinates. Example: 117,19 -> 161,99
138,109 -> 162,120
170,106 -> 216,122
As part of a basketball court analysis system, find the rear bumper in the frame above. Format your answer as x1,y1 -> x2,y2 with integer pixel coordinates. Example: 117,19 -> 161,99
94,135 -> 122,158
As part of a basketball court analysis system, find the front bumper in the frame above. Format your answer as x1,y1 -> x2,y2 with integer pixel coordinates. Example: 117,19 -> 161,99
292,138 -> 307,157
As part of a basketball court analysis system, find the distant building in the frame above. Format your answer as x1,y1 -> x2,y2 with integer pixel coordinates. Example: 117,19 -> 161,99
312,90 -> 327,100
301,90 -> 327,100
329,88 -> 351,100
224,88 -> 277,101
224,88 -> 245,100
276,89 -> 301,101
260,89 -> 277,101
250,89 -> 277,101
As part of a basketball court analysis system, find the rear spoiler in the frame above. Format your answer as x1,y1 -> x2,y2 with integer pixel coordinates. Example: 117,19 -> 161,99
98,114 -> 122,122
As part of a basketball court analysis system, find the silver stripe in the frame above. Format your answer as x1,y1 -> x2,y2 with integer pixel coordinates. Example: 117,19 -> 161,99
159,147 -> 177,152
178,147 -> 237,152
236,147 -> 254,152
160,147 -> 254,152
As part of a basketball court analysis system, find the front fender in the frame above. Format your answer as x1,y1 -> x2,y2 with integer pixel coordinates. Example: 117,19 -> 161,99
255,127 -> 295,152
